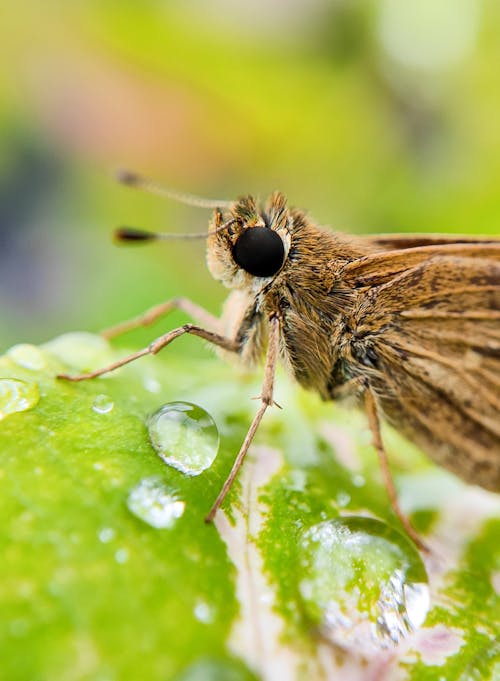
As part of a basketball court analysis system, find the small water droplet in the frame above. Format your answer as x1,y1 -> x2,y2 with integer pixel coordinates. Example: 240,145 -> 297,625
0,378 -> 40,420
98,527 -> 116,543
127,477 -> 185,529
336,491 -> 351,507
114,548 -> 129,564
298,516 -> 429,653
92,394 -> 114,414
7,344 -> 47,370
193,600 -> 216,624
352,474 -> 365,487
147,402 -> 219,476
144,376 -> 161,393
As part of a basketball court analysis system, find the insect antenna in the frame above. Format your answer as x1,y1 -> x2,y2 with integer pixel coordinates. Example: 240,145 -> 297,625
114,218 -> 237,244
115,169 -> 233,209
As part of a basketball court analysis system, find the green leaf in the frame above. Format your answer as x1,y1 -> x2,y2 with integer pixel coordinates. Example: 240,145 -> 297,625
0,333 -> 498,680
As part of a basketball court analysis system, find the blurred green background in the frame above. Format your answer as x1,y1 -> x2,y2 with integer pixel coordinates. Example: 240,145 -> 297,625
1,0 -> 499,353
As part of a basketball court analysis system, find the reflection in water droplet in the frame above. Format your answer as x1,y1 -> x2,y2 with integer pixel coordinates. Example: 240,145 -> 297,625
147,402 -> 219,476
7,344 -> 47,370
298,516 -> 429,652
127,477 -> 185,529
0,379 -> 40,420
92,394 -> 114,414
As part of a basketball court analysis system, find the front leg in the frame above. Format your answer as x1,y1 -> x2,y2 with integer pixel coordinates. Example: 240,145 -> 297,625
205,313 -> 281,522
58,325 -> 240,381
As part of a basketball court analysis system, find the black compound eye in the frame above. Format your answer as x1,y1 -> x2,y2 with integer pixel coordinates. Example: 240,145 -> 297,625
232,227 -> 285,277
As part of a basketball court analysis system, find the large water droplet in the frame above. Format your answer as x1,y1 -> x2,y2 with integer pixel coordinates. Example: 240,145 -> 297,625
298,516 -> 429,652
6,344 -> 47,371
0,379 -> 40,420
147,402 -> 219,476
92,394 -> 114,414
127,476 -> 185,529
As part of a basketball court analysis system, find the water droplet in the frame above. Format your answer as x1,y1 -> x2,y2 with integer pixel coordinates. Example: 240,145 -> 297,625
114,548 -> 129,564
127,477 -> 185,529
0,378 -> 40,420
336,491 -> 351,507
193,600 -> 216,624
147,402 -> 219,476
44,332 -> 111,372
98,527 -> 115,543
92,394 -> 114,414
298,516 -> 429,653
144,376 -> 161,393
7,344 -> 47,370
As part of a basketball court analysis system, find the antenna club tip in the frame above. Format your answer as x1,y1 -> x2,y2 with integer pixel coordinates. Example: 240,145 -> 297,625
113,226 -> 156,243
115,169 -> 141,186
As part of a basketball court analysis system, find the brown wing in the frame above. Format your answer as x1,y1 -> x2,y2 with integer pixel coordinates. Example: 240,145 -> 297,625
343,241 -> 500,288
348,253 -> 500,491
363,233 -> 500,251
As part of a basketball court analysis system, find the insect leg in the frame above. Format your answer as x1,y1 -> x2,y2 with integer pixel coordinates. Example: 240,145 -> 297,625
57,325 -> 240,381
101,297 -> 221,339
365,388 -> 428,552
205,314 -> 281,523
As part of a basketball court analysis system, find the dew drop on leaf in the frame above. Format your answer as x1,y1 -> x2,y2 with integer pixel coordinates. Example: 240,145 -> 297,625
127,476 -> 185,529
92,394 -> 114,414
298,516 -> 429,653
147,402 -> 219,476
98,527 -> 116,543
193,600 -> 216,624
43,332 -> 111,372
114,548 -> 129,564
6,344 -> 47,370
0,378 -> 40,420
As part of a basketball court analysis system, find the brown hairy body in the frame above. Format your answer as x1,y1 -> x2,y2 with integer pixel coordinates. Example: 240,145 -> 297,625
210,193 -> 500,492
